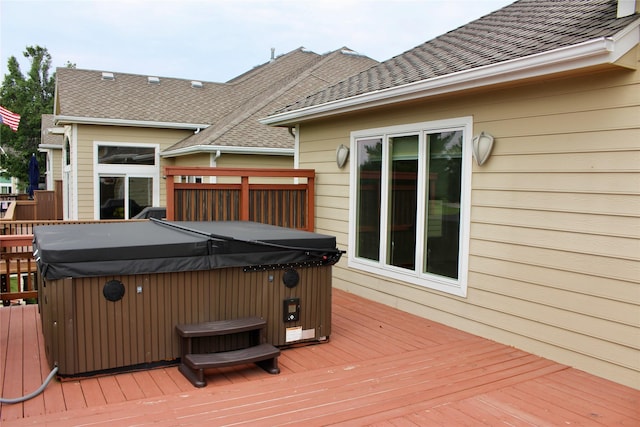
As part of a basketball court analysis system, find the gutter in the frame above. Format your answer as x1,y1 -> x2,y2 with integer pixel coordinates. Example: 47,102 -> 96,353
54,115 -> 210,130
161,145 -> 294,158
261,23 -> 640,126
38,144 -> 62,150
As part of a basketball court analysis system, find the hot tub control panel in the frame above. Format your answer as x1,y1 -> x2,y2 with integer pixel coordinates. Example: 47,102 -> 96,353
283,297 -> 300,322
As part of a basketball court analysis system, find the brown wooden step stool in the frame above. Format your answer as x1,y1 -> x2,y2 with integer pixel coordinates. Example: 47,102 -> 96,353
175,317 -> 280,387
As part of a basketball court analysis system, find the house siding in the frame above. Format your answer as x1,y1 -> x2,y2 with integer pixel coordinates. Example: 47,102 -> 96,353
216,153 -> 293,169
74,126 -> 191,219
298,62 -> 640,389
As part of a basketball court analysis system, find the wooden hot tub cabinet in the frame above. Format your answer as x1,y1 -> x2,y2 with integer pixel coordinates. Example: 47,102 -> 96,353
35,221 -> 339,376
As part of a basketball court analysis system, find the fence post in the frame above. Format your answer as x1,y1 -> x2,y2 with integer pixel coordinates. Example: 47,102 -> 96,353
165,168 -> 175,220
307,175 -> 315,232
240,175 -> 249,221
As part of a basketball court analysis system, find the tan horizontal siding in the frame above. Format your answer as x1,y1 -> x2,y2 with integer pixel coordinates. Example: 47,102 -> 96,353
472,223 -> 638,261
172,153 -> 210,167
470,256 -> 638,304
216,154 -> 293,169
473,172 -> 639,193
473,189 -> 639,217
473,206 -> 638,238
75,126 -> 191,219
300,62 -> 640,389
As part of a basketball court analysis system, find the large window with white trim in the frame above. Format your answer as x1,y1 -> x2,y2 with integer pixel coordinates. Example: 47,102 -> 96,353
349,118 -> 472,296
95,142 -> 160,220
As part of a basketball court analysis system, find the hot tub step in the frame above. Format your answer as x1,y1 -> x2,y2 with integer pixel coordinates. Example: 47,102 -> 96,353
176,317 -> 279,387
176,316 -> 267,338
180,343 -> 280,387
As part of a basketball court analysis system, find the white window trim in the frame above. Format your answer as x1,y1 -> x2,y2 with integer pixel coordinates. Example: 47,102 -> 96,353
348,116 -> 473,297
93,141 -> 160,219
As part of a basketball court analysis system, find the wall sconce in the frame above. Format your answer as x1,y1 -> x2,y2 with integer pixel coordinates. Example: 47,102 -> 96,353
472,132 -> 494,166
336,144 -> 350,168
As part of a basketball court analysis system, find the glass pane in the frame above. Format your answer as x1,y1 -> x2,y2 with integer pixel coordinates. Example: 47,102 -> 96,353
99,176 -> 125,219
128,177 -> 152,218
98,146 -> 155,165
99,176 -> 152,219
387,135 -> 418,270
355,138 -> 383,261
424,131 -> 463,279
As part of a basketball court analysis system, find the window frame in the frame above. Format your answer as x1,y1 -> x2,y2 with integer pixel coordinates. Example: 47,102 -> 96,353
348,117 -> 473,297
93,141 -> 160,220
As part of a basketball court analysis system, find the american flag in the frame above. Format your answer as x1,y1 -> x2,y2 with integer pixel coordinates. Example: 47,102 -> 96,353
0,106 -> 21,132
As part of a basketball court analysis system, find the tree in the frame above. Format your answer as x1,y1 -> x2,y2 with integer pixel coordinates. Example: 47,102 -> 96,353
0,45 -> 56,189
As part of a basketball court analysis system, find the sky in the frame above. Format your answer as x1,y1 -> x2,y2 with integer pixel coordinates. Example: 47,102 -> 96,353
1,0 -> 513,84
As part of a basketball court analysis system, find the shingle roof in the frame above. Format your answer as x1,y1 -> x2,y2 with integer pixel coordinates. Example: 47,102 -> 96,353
54,47 -> 377,152
166,48 -> 378,152
55,69 -> 226,125
40,114 -> 63,147
273,0 -> 639,114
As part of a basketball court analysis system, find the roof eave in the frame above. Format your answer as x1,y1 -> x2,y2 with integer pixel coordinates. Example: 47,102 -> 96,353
54,115 -> 210,130
161,145 -> 294,158
38,144 -> 62,150
262,23 -> 640,127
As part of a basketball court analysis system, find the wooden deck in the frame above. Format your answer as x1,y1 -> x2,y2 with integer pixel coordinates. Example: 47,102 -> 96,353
1,289 -> 638,426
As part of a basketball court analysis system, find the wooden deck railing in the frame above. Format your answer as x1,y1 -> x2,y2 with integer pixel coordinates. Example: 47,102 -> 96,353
0,234 -> 37,305
165,167 -> 315,232
0,219 -> 136,305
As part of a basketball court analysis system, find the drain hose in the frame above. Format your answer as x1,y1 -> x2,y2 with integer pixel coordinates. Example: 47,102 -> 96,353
0,366 -> 58,404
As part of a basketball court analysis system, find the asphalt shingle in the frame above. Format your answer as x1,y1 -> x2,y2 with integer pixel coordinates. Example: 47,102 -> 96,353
55,47 -> 378,152
273,0 -> 638,114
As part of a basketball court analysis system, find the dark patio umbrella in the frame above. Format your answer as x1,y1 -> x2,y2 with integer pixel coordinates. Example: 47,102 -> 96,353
28,154 -> 39,198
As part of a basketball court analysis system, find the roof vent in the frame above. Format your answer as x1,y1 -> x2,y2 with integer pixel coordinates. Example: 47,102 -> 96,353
148,76 -> 160,84
191,80 -> 203,88
101,72 -> 115,81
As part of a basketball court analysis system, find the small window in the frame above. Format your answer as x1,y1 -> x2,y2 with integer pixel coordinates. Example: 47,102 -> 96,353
98,145 -> 155,165
64,137 -> 71,166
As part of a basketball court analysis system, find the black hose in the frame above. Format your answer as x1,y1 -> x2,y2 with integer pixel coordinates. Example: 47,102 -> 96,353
0,366 -> 58,404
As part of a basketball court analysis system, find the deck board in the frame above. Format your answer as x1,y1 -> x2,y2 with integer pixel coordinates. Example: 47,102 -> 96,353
1,289 -> 639,426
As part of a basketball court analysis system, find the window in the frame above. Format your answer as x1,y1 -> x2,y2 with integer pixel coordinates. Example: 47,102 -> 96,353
94,143 -> 159,220
98,145 -> 155,165
349,118 -> 472,296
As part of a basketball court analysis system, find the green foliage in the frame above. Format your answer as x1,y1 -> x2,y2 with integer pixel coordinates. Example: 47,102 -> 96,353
0,45 -> 55,187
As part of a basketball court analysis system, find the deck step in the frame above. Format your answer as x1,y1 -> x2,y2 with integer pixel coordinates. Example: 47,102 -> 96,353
176,316 -> 266,338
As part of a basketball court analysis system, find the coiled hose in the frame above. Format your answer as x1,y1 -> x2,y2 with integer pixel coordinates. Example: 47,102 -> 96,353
0,366 -> 58,404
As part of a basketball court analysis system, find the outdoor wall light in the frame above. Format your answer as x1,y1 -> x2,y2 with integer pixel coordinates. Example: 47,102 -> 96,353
472,131 -> 495,166
336,144 -> 350,168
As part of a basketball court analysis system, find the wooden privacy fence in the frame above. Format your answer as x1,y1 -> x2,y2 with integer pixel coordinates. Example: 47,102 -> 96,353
165,167 -> 315,232
0,186 -> 63,222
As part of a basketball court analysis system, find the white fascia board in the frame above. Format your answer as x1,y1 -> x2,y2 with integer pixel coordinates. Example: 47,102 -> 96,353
38,144 -> 62,150
161,145 -> 294,158
262,24 -> 640,126
54,115 -> 210,130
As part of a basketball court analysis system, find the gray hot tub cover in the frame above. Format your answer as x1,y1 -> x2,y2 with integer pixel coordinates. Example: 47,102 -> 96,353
33,220 -> 342,280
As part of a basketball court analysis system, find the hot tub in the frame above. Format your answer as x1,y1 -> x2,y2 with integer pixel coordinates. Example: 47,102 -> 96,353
34,220 -> 341,377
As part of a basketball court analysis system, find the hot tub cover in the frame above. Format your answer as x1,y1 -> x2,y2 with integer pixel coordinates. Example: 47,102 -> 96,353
33,220 -> 342,280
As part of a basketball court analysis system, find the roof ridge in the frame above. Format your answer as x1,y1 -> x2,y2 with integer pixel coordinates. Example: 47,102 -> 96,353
225,47 -> 319,85
183,50 -> 327,143
169,47 -> 378,149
